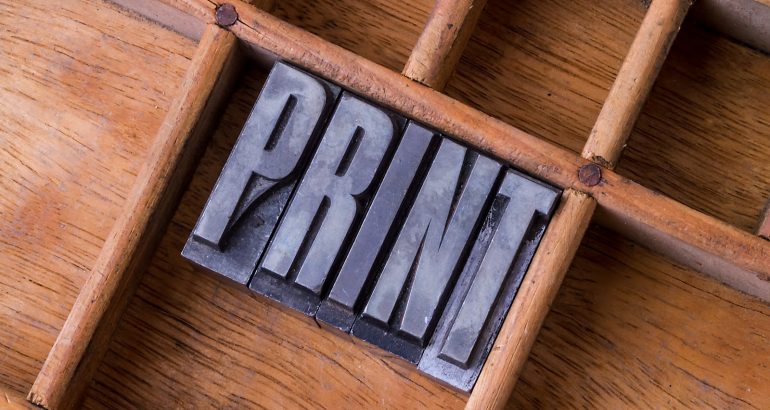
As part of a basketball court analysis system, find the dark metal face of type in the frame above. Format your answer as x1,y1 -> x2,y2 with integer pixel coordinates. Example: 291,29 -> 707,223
182,61 -> 560,392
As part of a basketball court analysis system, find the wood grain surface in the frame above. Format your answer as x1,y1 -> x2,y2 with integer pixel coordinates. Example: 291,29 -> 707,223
273,0 -> 433,72
0,0 -> 196,398
29,25 -> 239,410
445,0 -> 646,154
510,225 -> 770,410
1,0 -> 769,408
1,387 -> 31,410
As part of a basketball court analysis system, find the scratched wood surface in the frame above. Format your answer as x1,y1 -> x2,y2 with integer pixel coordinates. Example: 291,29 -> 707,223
1,0 -> 769,408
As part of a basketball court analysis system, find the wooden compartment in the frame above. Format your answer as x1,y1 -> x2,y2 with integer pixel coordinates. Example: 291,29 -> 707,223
2,0 -> 770,408
617,19 -> 770,232
444,0 -> 645,152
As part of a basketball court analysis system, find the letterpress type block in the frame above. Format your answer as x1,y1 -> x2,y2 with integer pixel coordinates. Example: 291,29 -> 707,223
351,139 -> 501,363
418,169 -> 559,391
182,62 -> 340,284
250,92 -> 402,315
316,122 -> 438,332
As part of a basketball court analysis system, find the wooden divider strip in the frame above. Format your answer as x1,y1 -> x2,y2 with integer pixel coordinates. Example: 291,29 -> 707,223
402,0 -> 488,89
595,170 -> 770,301
468,2 -> 691,406
696,0 -> 770,55
582,0 -> 692,168
28,25 -> 240,409
758,201 -> 770,240
467,191 -> 596,409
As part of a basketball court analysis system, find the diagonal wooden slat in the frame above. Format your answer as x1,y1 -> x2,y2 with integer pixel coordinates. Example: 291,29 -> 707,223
469,1 -> 692,407
396,4 -> 589,408
27,24 -> 240,410
582,0 -> 692,168
403,0 -> 488,89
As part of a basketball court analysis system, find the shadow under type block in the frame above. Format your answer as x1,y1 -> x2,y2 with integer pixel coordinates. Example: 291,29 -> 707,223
182,61 -> 560,391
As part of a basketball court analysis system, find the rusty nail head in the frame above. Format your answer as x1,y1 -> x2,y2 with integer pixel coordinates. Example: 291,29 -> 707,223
216,4 -> 238,27
578,163 -> 602,187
